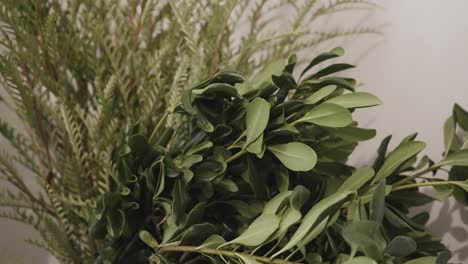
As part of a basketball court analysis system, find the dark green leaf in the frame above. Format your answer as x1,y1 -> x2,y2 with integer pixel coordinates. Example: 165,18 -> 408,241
385,236 -> 417,257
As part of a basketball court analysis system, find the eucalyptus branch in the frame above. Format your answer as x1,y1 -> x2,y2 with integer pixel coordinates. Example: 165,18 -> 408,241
393,165 -> 439,186
392,180 -> 459,192
158,245 -> 301,264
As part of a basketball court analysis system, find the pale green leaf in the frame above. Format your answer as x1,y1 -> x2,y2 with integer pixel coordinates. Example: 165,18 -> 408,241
436,149 -> 468,167
338,167 -> 375,192
245,98 -> 270,148
326,92 -> 382,108
294,103 -> 352,128
304,85 -> 337,104
237,254 -> 261,264
268,142 -> 317,171
373,141 -> 426,183
196,235 -> 225,249
272,191 -> 353,257
263,191 -> 292,215
226,213 -> 280,247
327,127 -> 376,142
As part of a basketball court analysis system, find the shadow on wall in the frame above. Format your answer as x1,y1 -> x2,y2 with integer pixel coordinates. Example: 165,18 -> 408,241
426,201 -> 468,261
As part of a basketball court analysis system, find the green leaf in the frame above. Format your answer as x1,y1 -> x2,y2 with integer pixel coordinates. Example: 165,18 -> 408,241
276,207 -> 302,236
182,89 -> 197,115
180,223 -> 217,246
385,236 -> 417,257
370,181 -> 386,225
436,149 -> 468,167
273,191 -> 354,257
245,98 -> 270,148
290,185 -> 311,210
225,213 -> 280,247
263,191 -> 292,215
338,167 -> 375,192
433,184 -> 454,200
454,103 -> 468,130
343,257 -> 377,264
268,142 -> 317,171
186,141 -> 213,155
327,127 -> 376,142
194,83 -> 239,98
342,220 -> 386,261
196,235 -> 225,249
443,116 -> 456,156
300,47 -> 345,78
251,58 -> 285,88
373,135 -> 392,170
373,141 -> 426,183
327,92 -> 382,109
218,179 -> 239,192
237,254 -> 261,264
304,85 -> 337,104
404,257 -> 436,264
309,63 -> 355,79
452,180 -> 468,192
294,103 -> 352,128
247,133 -> 264,155
139,231 -> 159,248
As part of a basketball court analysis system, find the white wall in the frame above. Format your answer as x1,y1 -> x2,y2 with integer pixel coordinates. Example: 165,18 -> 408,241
343,0 -> 468,261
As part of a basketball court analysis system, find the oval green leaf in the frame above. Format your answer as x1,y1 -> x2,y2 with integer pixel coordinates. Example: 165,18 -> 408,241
268,142 -> 317,171
373,141 -> 426,183
327,92 -> 382,108
245,98 -> 270,148
294,103 -> 352,128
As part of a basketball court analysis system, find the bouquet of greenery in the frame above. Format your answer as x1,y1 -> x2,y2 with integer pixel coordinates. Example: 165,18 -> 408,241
2,1 -> 468,264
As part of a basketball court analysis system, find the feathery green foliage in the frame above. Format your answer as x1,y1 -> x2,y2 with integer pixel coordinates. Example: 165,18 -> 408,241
0,0 -> 381,262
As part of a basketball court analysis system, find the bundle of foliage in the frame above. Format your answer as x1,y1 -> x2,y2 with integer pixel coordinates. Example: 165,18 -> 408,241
83,47 -> 468,264
0,0 -> 380,262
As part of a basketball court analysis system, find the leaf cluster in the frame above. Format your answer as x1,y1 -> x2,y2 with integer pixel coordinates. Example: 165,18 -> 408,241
90,48 -> 468,264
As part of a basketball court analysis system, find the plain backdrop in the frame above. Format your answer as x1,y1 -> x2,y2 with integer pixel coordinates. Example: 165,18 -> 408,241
0,0 -> 467,262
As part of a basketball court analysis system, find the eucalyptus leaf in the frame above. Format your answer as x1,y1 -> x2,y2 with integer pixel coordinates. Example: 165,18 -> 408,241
436,149 -> 468,167
454,103 -> 468,130
370,180 -> 386,225
225,213 -> 280,247
304,85 -> 337,104
443,116 -> 456,156
373,141 -> 426,183
268,142 -> 317,171
327,127 -> 376,142
326,92 -> 382,109
385,236 -> 417,257
273,191 -> 354,257
294,103 -> 352,128
245,98 -> 270,148
290,185 -> 311,210
196,235 -> 225,249
338,167 -> 375,192
237,254 -> 261,264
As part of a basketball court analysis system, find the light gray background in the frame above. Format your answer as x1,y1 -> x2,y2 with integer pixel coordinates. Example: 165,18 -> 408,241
1,0 -> 467,262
